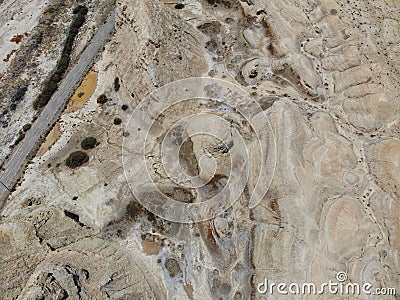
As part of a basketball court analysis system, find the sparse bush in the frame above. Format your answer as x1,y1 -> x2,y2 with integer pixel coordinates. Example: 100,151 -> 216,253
165,258 -> 182,278
81,136 -> 97,150
125,200 -> 142,220
66,151 -> 89,169
10,85 -> 28,111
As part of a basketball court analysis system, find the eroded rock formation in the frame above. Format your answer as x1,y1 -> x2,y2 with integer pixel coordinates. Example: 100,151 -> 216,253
0,0 -> 399,299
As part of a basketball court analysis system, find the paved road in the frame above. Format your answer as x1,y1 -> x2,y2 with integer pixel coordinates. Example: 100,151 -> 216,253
0,10 -> 115,204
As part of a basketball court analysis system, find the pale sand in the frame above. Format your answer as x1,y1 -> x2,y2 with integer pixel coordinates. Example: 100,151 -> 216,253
64,70 -> 98,114
36,122 -> 62,157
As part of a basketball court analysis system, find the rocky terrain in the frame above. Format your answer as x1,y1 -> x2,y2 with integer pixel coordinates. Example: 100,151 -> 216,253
0,0 -> 399,299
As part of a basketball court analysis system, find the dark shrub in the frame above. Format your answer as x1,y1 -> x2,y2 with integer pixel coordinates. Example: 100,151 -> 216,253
10,85 -> 28,110
175,3 -> 185,9
33,5 -> 88,110
113,117 -> 122,125
97,94 -> 108,104
73,5 -> 88,16
22,123 -> 31,132
81,136 -> 97,150
14,132 -> 25,146
33,93 -> 50,110
125,200 -> 142,220
206,0 -> 233,6
114,77 -> 120,92
66,151 -> 89,168
121,104 -> 128,111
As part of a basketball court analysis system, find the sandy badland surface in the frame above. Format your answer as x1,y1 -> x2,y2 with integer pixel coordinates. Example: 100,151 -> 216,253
0,0 -> 400,299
